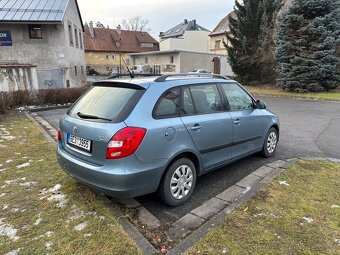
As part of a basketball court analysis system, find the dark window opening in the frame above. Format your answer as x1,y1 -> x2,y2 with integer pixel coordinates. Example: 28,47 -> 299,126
75,66 -> 77,76
79,31 -> 83,49
75,27 -> 79,48
170,56 -> 174,64
68,24 -> 73,46
153,87 -> 180,119
29,24 -> 42,39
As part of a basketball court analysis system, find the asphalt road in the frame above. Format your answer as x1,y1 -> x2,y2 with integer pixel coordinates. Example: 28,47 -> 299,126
36,96 -> 340,223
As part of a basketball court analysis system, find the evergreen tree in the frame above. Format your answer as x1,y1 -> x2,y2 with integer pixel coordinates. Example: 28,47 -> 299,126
226,0 -> 283,83
276,0 -> 340,92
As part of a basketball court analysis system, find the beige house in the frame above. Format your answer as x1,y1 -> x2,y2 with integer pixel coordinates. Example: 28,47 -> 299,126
159,19 -> 210,53
209,11 -> 236,56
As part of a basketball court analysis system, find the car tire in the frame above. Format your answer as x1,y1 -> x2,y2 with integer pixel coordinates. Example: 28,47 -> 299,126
262,127 -> 278,158
158,158 -> 196,207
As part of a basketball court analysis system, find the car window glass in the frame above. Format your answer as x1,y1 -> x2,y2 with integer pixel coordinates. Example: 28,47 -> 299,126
189,84 -> 222,114
154,88 -> 180,118
222,83 -> 253,111
182,87 -> 195,115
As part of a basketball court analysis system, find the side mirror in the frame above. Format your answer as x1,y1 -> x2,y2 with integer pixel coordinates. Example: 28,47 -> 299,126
256,100 -> 267,109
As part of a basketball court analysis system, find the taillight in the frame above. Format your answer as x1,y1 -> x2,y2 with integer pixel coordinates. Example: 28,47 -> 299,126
106,127 -> 146,159
57,128 -> 62,141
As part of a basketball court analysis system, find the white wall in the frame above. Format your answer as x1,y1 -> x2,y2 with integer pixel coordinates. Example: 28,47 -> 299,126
160,31 -> 211,53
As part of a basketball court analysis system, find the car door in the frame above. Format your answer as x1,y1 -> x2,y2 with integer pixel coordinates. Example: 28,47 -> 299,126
180,84 -> 234,171
220,83 -> 267,159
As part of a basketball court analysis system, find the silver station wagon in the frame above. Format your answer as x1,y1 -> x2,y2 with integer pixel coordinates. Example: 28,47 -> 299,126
57,74 -> 279,206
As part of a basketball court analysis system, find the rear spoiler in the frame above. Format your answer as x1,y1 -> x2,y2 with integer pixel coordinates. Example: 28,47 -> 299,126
92,81 -> 146,90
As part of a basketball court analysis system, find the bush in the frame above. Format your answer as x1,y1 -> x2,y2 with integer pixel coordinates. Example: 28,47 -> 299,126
0,87 -> 88,115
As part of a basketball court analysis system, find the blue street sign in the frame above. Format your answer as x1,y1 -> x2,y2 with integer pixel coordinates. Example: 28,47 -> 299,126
0,31 -> 12,46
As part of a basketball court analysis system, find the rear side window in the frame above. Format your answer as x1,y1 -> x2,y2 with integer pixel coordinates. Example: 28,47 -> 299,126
153,87 -> 180,119
69,86 -> 143,122
189,84 -> 223,114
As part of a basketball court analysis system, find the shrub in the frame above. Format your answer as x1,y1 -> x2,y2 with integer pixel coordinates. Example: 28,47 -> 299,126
0,87 -> 88,115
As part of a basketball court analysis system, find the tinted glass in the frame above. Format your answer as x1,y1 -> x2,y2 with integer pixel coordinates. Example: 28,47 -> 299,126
154,88 -> 180,118
69,86 -> 139,120
182,87 -> 195,115
190,84 -> 222,114
222,83 -> 254,111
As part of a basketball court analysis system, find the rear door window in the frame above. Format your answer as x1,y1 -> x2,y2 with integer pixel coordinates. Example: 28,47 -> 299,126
153,87 -> 180,119
69,85 -> 143,122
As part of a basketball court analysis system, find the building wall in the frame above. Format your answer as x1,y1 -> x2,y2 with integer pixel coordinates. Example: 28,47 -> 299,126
131,53 -> 181,74
209,34 -> 229,56
160,31 -> 211,53
85,51 -> 131,75
0,0 -> 86,90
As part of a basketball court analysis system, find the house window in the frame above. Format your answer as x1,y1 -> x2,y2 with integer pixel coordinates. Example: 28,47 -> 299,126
105,54 -> 109,60
68,24 -> 73,46
79,31 -> 83,49
112,55 -> 115,59
29,24 -> 42,39
74,66 -> 77,76
141,42 -> 154,48
215,40 -> 221,50
116,41 -> 121,47
74,27 -> 79,48
145,57 -> 148,64
126,59 -> 130,65
81,65 -> 84,75
170,56 -> 174,64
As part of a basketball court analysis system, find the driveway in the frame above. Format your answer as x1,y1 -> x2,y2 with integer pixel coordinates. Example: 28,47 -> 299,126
36,96 -> 340,223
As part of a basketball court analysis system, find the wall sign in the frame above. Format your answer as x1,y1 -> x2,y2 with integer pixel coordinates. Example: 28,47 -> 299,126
0,31 -> 12,46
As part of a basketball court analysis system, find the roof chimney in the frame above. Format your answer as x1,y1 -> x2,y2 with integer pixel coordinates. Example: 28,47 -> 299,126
89,21 -> 94,37
184,19 -> 188,24
116,24 -> 121,35
193,19 -> 197,29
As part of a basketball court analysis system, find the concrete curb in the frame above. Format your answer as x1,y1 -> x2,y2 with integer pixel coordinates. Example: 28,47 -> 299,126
24,104 -> 71,113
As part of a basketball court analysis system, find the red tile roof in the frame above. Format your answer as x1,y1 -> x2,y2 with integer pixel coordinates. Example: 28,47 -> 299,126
84,26 -> 159,53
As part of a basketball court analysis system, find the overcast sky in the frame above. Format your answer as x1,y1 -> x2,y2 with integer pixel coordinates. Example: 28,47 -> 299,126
77,0 -> 236,38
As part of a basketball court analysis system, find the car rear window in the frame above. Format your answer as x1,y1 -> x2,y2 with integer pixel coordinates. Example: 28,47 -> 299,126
68,85 -> 144,122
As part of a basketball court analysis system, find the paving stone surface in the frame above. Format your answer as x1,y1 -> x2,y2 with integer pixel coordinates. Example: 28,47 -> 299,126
216,185 -> 245,203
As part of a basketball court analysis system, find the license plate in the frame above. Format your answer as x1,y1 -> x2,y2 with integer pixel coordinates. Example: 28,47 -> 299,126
67,134 -> 91,152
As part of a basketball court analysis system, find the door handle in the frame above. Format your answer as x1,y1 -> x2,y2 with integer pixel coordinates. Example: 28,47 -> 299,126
190,124 -> 202,131
234,119 -> 241,125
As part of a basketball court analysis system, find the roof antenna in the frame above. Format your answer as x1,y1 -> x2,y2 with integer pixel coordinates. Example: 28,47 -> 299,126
113,37 -> 134,79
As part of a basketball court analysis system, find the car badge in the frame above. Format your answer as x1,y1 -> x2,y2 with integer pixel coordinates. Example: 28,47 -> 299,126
73,126 -> 78,134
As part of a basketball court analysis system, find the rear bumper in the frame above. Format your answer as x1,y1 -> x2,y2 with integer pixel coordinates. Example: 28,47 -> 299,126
57,143 -> 167,198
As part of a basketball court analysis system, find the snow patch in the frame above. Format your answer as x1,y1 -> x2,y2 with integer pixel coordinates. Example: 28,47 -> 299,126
84,233 -> 92,237
40,184 -> 68,208
0,193 -> 6,197
5,249 -> 21,255
16,163 -> 30,169
33,217 -> 42,226
3,204 -> 8,210
242,186 -> 251,194
74,222 -> 88,231
279,180 -> 289,186
0,168 -> 6,172
45,242 -> 53,250
334,239 -> 340,244
302,217 -> 314,224
331,204 -> 339,208
0,218 -> 19,241
5,159 -> 13,164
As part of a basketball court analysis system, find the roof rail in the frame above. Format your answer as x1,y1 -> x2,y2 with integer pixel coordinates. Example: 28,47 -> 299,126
154,73 -> 230,82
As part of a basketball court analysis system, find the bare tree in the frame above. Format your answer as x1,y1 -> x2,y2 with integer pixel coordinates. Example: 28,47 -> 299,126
122,16 -> 151,32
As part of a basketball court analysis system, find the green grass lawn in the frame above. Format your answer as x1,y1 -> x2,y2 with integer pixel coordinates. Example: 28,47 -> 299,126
0,114 -> 141,255
245,85 -> 340,101
185,160 -> 340,255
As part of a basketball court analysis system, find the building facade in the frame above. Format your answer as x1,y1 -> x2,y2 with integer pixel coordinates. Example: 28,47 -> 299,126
130,50 -> 234,76
0,0 -> 86,92
159,19 -> 211,53
84,24 -> 159,75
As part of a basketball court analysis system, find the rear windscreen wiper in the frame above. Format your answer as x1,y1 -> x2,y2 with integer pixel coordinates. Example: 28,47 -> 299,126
77,112 -> 112,122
